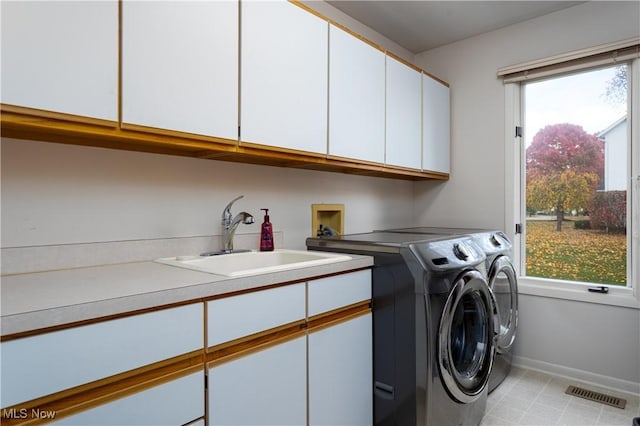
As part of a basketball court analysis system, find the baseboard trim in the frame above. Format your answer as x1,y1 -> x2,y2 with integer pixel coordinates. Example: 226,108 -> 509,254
512,355 -> 640,397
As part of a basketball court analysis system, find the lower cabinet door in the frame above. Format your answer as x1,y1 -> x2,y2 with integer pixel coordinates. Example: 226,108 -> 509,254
51,371 -> 204,425
208,336 -> 306,426
308,313 -> 373,426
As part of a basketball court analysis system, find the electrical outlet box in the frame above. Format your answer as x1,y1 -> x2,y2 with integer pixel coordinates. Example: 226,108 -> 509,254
311,204 -> 344,236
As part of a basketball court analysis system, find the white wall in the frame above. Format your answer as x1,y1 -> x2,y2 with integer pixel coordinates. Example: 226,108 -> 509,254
1,138 -> 414,249
414,1 -> 640,392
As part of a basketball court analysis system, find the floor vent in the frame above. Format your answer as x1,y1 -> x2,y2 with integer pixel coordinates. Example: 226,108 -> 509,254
565,385 -> 626,409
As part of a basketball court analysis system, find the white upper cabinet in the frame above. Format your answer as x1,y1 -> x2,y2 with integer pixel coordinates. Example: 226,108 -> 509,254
0,1 -> 118,121
328,25 -> 385,163
122,1 -> 238,140
241,1 -> 328,154
422,74 -> 451,174
385,56 -> 422,170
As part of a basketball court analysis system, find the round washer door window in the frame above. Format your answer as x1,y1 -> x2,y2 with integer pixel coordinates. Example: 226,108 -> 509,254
488,255 -> 518,353
438,269 -> 497,403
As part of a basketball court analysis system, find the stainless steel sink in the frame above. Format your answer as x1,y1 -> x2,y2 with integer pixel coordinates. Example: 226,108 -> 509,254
155,249 -> 351,277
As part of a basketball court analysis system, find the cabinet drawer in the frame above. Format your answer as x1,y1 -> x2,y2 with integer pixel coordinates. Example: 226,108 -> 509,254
207,283 -> 305,347
51,371 -> 204,426
308,270 -> 372,317
208,335 -> 306,426
1,304 -> 203,408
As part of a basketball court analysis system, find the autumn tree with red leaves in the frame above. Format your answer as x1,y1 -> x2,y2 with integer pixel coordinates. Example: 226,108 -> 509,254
526,123 -> 604,231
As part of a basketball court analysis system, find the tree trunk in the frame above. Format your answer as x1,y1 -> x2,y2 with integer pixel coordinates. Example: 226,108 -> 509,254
556,204 -> 564,232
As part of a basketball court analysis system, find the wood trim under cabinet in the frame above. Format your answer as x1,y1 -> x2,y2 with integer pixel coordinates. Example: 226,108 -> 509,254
238,139 -> 327,159
121,122 -> 238,145
1,106 -> 447,181
1,104 -> 118,128
206,320 -> 307,368
307,300 -> 371,334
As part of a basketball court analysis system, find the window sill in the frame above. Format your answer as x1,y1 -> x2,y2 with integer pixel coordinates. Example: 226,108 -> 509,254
518,277 -> 640,309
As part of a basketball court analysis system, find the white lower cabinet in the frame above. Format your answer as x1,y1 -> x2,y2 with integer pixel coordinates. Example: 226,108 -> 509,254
51,372 -> 204,426
1,304 -> 203,408
308,313 -> 373,426
0,271 -> 371,426
308,269 -> 371,316
208,336 -> 307,426
207,283 -> 305,347
206,270 -> 372,426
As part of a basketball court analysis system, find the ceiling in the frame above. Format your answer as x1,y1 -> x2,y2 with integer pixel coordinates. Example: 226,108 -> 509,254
327,1 -> 586,54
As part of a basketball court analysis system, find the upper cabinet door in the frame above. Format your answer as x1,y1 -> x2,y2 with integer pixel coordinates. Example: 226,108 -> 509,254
328,25 -> 385,163
422,74 -> 450,174
385,56 -> 422,169
241,1 -> 328,155
122,1 -> 238,140
0,1 -> 118,122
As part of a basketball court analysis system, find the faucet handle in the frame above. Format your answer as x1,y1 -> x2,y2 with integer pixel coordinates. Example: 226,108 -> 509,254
222,195 -> 244,222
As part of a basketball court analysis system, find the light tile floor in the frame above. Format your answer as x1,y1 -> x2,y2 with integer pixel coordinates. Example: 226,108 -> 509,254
482,367 -> 640,426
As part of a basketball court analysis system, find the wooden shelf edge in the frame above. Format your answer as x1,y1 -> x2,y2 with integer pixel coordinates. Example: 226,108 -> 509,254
1,109 -> 449,181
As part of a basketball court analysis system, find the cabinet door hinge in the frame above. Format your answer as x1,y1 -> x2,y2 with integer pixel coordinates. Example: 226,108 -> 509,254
515,126 -> 523,138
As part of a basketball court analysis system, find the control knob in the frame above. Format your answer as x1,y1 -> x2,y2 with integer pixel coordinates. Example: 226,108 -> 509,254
453,243 -> 470,260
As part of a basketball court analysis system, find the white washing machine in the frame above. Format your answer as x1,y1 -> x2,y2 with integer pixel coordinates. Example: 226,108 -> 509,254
307,232 -> 497,425
382,227 -> 519,393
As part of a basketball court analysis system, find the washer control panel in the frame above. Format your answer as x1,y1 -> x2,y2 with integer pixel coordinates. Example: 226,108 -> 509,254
410,237 -> 485,271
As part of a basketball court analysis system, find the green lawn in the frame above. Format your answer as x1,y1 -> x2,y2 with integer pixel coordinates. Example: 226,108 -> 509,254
525,220 -> 627,285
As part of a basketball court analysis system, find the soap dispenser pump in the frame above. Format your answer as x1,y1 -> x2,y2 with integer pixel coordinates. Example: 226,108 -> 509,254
260,208 -> 274,251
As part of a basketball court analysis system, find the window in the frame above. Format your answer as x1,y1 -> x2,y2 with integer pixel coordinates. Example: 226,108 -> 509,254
524,65 -> 628,286
501,41 -> 639,306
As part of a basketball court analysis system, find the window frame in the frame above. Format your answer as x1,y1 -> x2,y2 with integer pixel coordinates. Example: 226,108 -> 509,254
504,57 -> 640,309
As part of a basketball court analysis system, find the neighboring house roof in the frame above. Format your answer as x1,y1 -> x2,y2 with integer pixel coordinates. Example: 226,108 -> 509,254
597,115 -> 627,139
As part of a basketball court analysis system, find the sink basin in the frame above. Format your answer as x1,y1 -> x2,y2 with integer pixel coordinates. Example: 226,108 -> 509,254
155,249 -> 352,277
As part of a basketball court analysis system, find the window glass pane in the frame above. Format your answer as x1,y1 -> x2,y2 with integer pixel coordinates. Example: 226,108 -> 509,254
523,65 -> 628,286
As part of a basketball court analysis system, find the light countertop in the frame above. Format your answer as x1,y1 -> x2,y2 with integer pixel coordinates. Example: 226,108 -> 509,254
1,254 -> 373,337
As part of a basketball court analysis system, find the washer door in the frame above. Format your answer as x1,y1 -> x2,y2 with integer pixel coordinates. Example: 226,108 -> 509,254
488,255 -> 518,353
438,269 -> 497,403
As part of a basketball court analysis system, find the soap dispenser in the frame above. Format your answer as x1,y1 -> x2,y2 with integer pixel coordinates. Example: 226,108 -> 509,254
260,208 -> 274,251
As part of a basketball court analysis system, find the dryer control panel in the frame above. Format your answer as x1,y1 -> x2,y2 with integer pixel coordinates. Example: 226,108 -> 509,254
410,237 -> 486,272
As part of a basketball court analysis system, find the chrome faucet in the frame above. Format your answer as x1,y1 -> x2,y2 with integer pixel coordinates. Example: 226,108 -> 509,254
221,195 -> 255,253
